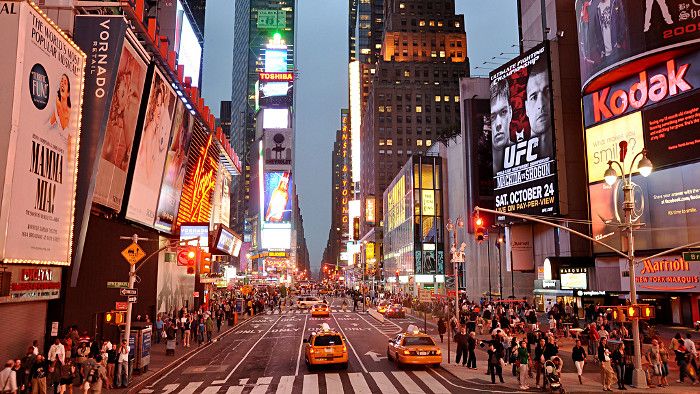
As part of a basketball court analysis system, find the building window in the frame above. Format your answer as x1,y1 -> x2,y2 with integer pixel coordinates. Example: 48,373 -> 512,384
404,70 -> 410,77
429,20 -> 435,26
416,140 -> 423,146
419,20 -> 425,26
379,139 -> 385,146
386,105 -> 392,112
387,150 -> 393,155
444,96 -> 449,102
454,96 -> 459,102
386,139 -> 393,146
378,106 -> 385,112
399,3 -> 405,8
415,106 -> 422,113
426,140 -> 432,147
379,149 -> 385,154
439,51 -> 446,58
455,21 -> 461,28
434,96 -> 441,102
437,21 -> 443,27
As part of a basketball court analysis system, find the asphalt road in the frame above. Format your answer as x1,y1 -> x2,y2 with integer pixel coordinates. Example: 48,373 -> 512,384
137,298 -> 520,393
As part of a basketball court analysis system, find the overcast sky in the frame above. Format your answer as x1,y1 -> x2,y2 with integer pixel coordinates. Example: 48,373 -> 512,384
293,0 -> 519,275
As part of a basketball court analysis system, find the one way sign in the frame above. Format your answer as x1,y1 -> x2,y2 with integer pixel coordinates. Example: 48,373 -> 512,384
120,288 -> 137,296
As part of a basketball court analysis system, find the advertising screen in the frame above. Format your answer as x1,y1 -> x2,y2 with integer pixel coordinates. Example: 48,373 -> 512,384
261,227 -> 292,250
176,0 -> 202,87
0,2 -> 85,265
176,124 -> 220,226
93,40 -> 148,210
126,67 -> 177,226
264,48 -> 288,73
258,81 -> 293,108
262,108 -> 289,129
560,267 -> 588,290
490,42 -> 559,220
590,161 -> 700,253
642,91 -> 700,169
155,102 -> 194,232
215,226 -> 242,256
575,0 -> 700,91
263,128 -> 293,168
263,171 -> 293,224
585,112 -> 645,183
180,223 -> 209,250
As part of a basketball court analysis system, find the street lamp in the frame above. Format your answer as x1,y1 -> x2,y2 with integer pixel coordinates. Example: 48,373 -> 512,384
603,141 -> 652,389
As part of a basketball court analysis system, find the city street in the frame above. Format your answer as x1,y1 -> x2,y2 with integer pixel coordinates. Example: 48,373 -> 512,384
134,299 -> 509,394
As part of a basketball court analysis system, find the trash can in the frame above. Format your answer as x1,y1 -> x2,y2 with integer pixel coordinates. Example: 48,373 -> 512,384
123,323 -> 151,374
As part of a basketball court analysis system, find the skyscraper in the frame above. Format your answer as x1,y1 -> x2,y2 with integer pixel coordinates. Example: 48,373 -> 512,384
359,0 -> 468,249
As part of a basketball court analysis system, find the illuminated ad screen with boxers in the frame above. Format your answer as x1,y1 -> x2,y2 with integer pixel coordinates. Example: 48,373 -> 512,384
575,0 -> 700,91
583,47 -> 700,253
489,42 -> 559,221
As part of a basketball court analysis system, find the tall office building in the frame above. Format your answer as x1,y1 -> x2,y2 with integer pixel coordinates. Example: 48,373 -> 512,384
230,0 -> 296,236
359,0 -> 468,251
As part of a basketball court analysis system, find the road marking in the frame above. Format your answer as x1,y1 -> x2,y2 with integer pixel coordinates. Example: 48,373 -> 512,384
160,383 -> 179,393
238,378 -> 248,386
257,376 -> 273,385
392,371 -> 425,393
249,384 -> 268,394
200,386 -> 221,394
348,372 -> 373,393
325,373 -> 343,393
429,368 -> 527,393
176,381 -> 203,394
356,312 -> 392,338
276,375 -> 295,394
212,315 -> 283,384
302,374 -> 319,394
331,314 -> 368,373
413,370 -> 449,393
369,372 -> 400,394
295,314 -> 309,375
225,387 -> 243,394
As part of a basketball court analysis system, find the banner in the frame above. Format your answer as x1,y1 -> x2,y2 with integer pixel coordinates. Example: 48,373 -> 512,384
490,42 -> 558,220
506,225 -> 535,272
154,102 -> 194,232
126,66 -> 177,226
263,171 -> 293,225
93,39 -> 148,210
576,0 -> 700,91
0,1 -> 85,265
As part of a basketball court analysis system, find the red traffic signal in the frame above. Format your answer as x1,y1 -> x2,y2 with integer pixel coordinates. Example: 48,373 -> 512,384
474,215 -> 485,243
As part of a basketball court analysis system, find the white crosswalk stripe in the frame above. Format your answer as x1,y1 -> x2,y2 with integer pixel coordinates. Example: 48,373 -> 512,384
392,371 -> 426,393
225,386 -> 243,394
276,375 -> 295,394
348,372 -> 373,394
413,371 -> 450,393
177,381 -> 204,394
302,374 -> 319,394
370,371 -> 400,394
324,373 -> 343,393
200,386 -> 221,394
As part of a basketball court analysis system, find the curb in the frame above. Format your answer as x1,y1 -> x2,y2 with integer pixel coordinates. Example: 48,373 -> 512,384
128,318 -> 248,392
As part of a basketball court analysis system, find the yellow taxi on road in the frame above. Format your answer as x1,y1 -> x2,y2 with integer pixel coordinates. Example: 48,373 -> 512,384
303,323 -> 348,369
310,303 -> 330,317
377,301 -> 390,314
387,325 -> 442,367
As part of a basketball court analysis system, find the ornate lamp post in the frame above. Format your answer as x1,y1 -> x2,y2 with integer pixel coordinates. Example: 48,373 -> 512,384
603,141 -> 653,389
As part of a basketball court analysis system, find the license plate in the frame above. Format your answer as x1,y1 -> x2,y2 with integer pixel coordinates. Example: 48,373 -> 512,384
325,348 -> 333,353
418,351 -> 428,356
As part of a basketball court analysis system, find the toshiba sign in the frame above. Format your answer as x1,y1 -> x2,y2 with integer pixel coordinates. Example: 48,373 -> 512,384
583,50 -> 700,127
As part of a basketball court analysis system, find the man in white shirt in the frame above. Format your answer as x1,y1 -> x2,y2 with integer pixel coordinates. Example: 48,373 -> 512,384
115,339 -> 130,388
47,338 -> 65,364
684,333 -> 698,374
0,360 -> 17,394
31,340 -> 39,356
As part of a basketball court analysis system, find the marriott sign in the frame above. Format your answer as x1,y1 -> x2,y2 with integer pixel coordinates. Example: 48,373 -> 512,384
583,50 -> 700,127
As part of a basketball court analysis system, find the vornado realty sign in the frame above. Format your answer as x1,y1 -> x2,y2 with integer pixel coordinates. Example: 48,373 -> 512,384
628,255 -> 700,292
583,50 -> 700,127
0,1 -> 85,265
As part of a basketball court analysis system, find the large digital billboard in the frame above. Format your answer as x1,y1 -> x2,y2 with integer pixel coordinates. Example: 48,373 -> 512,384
258,81 -> 293,108
264,48 -> 288,73
576,0 -> 700,91
0,1 -> 85,265
155,102 -> 194,232
263,171 -> 293,224
126,67 -> 177,226
176,0 -> 202,87
585,112 -> 645,183
490,42 -> 558,220
590,161 -> 700,253
93,39 -> 148,210
263,128 -> 293,169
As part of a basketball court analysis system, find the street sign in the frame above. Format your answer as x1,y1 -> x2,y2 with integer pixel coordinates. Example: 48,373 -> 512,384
115,302 -> 128,311
193,291 -> 200,298
107,281 -> 129,289
127,296 -> 137,303
121,242 -> 146,265
120,288 -> 137,296
418,289 -> 432,303
683,251 -> 700,262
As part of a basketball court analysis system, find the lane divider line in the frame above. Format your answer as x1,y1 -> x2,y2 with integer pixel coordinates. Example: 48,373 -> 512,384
294,314 -> 309,375
331,313 -> 368,373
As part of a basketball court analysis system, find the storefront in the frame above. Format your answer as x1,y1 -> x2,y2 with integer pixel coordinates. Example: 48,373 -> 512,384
533,280 -> 575,312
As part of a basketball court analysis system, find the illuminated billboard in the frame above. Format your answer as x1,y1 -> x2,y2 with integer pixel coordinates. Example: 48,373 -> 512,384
176,124 -> 220,226
126,67 -> 177,227
258,81 -> 293,108
264,128 -> 293,168
262,108 -> 289,129
560,267 -> 588,290
257,10 -> 287,29
585,112 -> 645,183
385,176 -> 407,233
575,0 -> 700,91
180,223 -> 209,250
176,0 -> 202,86
263,171 -> 293,224
214,225 -> 242,256
349,61 -> 361,183
264,48 -> 288,73
0,1 -> 85,265
490,42 -> 558,219
261,227 -> 292,250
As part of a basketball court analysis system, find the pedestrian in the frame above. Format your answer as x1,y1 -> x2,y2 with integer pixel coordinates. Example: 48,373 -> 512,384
206,315 -> 215,343
683,333 -> 699,376
104,345 -> 116,390
572,338 -> 587,384
12,359 -> 26,394
115,339 -> 129,388
437,318 -> 446,343
1,360 -> 18,394
598,337 -> 615,391
182,316 -> 191,348
197,319 -> 206,346
534,338 -> 545,389
647,338 -> 664,387
467,332 -> 477,369
29,355 -> 48,394
155,315 -> 163,344
48,339 -> 66,365
454,326 -> 469,366
517,341 -> 530,390
58,359 -> 74,394
487,342 -> 504,384
674,338 -> 697,385
612,342 -> 627,390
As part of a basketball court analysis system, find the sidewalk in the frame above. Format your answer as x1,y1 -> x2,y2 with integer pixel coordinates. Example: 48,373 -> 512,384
403,309 -> 699,393
114,313 -> 251,393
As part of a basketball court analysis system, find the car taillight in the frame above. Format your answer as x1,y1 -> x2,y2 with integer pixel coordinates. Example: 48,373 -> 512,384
309,349 -> 314,354
403,350 -> 411,355
342,345 -> 347,352
436,350 -> 442,355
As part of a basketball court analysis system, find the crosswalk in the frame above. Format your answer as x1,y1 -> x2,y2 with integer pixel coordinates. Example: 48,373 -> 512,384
140,370 -> 457,394
264,309 -> 352,315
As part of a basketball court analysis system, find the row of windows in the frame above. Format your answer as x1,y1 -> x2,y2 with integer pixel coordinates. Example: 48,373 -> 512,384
377,115 -> 454,125
378,102 -> 459,113
378,94 -> 460,102
394,50 -> 462,59
378,139 -> 432,147
378,127 -> 433,136
399,19 -> 461,29
394,39 -> 463,48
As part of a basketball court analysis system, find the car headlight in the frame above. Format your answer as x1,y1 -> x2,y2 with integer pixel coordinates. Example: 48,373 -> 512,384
436,350 -> 442,355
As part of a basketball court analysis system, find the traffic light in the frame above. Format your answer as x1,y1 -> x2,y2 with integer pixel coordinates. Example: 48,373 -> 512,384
640,304 -> 655,319
612,307 -> 625,322
104,311 -> 125,325
199,250 -> 212,274
626,305 -> 641,319
353,217 -> 360,241
184,246 -> 197,275
474,215 -> 485,243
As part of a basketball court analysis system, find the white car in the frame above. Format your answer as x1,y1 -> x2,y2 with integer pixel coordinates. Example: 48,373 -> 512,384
297,296 -> 323,309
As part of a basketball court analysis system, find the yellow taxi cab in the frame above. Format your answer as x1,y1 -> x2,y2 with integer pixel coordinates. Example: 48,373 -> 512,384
387,325 -> 442,368
377,301 -> 390,314
310,303 -> 330,317
303,323 -> 348,369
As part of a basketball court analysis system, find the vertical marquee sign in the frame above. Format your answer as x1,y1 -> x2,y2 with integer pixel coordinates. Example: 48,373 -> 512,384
339,110 -> 351,244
